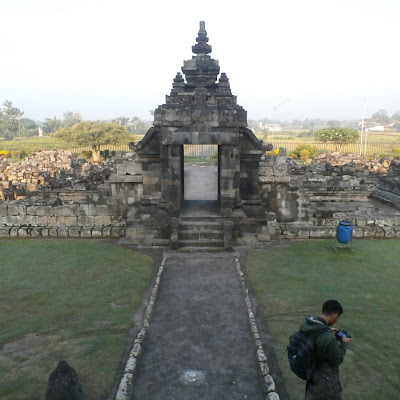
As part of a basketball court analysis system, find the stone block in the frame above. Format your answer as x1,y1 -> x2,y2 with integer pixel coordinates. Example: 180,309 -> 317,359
257,234 -> 271,242
53,206 -> 65,216
102,226 -> 112,237
10,227 -> 19,236
95,205 -> 112,216
126,163 -> 142,175
80,226 -> 93,237
63,216 -> 78,225
111,226 -> 125,237
48,227 -> 59,237
309,227 -> 335,238
381,227 -> 396,238
91,226 -> 103,237
28,205 -> 54,216
0,203 -> 7,217
87,205 -> 98,216
68,226 -> 81,237
57,226 -> 69,237
49,216 -> 57,225
30,227 -> 42,237
353,227 -> 364,238
41,228 -> 49,237
295,229 -> 310,239
362,227 -> 375,238
0,226 -> 11,236
78,216 -> 95,225
8,203 -> 26,216
17,227 -> 29,236
92,215 -> 111,225
373,226 -> 385,238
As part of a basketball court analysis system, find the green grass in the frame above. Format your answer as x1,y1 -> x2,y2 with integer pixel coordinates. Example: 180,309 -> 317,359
0,239 -> 154,400
246,240 -> 400,400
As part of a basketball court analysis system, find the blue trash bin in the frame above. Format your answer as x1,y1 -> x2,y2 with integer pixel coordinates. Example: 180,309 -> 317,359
336,221 -> 353,244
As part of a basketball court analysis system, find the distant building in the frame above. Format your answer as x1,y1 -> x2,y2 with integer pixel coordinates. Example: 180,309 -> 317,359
266,124 -> 282,132
360,118 -> 384,132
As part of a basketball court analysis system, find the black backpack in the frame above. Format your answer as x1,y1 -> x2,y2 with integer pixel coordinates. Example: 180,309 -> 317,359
287,328 -> 330,380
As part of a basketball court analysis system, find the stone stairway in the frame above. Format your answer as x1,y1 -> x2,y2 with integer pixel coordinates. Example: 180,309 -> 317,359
178,215 -> 225,251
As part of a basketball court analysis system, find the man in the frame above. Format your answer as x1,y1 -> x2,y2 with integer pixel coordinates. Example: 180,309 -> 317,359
300,300 -> 353,400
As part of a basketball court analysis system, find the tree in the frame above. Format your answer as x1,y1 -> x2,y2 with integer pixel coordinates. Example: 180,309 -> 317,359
63,111 -> 82,127
43,117 -> 63,134
390,111 -> 400,122
372,109 -> 390,124
0,100 -> 24,139
112,116 -> 130,127
127,116 -> 151,134
314,127 -> 359,149
19,118 -> 38,137
51,121 -> 133,161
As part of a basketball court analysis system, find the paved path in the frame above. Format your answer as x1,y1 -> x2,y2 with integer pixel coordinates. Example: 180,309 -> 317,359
130,252 -> 266,400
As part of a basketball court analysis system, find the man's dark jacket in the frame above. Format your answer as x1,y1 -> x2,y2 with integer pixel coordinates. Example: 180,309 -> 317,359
300,316 -> 347,400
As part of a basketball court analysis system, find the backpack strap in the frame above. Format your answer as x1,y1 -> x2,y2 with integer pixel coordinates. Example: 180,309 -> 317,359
309,327 -> 331,366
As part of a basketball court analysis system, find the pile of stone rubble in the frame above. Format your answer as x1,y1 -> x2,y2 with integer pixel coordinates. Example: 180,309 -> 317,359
313,152 -> 395,173
0,150 -> 137,200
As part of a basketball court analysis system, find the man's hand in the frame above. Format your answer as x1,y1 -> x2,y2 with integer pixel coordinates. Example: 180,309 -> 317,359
342,336 -> 353,345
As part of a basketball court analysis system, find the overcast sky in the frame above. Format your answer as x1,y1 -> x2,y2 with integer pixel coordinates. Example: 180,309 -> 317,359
1,0 -> 399,123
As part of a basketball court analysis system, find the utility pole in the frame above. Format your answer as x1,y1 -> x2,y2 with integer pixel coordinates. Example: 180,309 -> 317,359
272,98 -> 291,141
360,98 -> 366,156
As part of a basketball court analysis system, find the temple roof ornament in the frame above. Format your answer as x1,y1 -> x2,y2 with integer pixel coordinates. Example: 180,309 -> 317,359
192,21 -> 212,57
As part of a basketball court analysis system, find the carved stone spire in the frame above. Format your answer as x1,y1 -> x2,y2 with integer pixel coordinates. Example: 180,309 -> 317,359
192,21 -> 212,57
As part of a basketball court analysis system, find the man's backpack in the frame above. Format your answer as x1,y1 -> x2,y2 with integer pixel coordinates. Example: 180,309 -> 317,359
287,328 -> 331,380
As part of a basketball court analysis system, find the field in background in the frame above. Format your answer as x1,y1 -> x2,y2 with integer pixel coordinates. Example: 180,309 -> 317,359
1,131 -> 399,158
0,240 -> 154,400
246,240 -> 400,400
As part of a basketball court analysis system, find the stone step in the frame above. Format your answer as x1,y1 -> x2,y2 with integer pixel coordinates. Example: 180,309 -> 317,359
175,246 -> 227,252
178,239 -> 224,248
179,216 -> 222,223
179,220 -> 223,231
178,230 -> 224,241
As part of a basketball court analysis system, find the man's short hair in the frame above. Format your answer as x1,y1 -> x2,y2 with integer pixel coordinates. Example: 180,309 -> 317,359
322,300 -> 343,315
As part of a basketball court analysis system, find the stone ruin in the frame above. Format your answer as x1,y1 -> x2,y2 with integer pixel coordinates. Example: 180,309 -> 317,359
0,22 -> 399,246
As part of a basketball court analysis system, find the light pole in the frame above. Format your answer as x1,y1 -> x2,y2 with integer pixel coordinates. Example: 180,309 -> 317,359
360,98 -> 366,156
272,98 -> 291,141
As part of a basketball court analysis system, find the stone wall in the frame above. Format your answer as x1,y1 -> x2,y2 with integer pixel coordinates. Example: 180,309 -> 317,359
0,199 -> 126,238
372,159 -> 400,209
257,153 -> 400,242
0,152 -> 143,239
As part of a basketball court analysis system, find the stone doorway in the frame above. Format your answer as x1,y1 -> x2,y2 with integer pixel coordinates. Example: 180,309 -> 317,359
183,145 -> 218,202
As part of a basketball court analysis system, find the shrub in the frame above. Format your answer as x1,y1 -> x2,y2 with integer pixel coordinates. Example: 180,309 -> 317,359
81,150 -> 92,159
10,150 -> 28,159
0,150 -> 11,158
314,127 -> 359,146
300,149 -> 311,162
291,144 -> 317,159
392,147 -> 400,157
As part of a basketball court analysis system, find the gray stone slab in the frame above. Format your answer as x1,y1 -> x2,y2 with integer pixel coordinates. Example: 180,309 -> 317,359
130,253 -> 265,400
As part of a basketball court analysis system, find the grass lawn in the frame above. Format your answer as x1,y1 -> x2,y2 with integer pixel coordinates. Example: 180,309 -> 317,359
246,239 -> 400,400
0,239 -> 154,400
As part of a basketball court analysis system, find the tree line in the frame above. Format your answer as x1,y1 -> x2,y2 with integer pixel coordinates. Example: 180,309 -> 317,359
0,100 -> 151,140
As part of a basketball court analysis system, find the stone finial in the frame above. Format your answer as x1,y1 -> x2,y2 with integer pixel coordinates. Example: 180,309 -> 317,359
192,21 -> 212,56
218,73 -> 230,87
172,72 -> 185,88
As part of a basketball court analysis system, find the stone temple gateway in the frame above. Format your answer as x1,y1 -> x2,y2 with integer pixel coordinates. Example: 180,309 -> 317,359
128,22 -> 272,248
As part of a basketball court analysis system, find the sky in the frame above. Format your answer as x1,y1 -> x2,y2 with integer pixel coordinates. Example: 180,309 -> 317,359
0,0 -> 399,123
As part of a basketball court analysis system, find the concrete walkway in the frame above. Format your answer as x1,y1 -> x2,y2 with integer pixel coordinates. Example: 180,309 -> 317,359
128,252 -> 272,400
